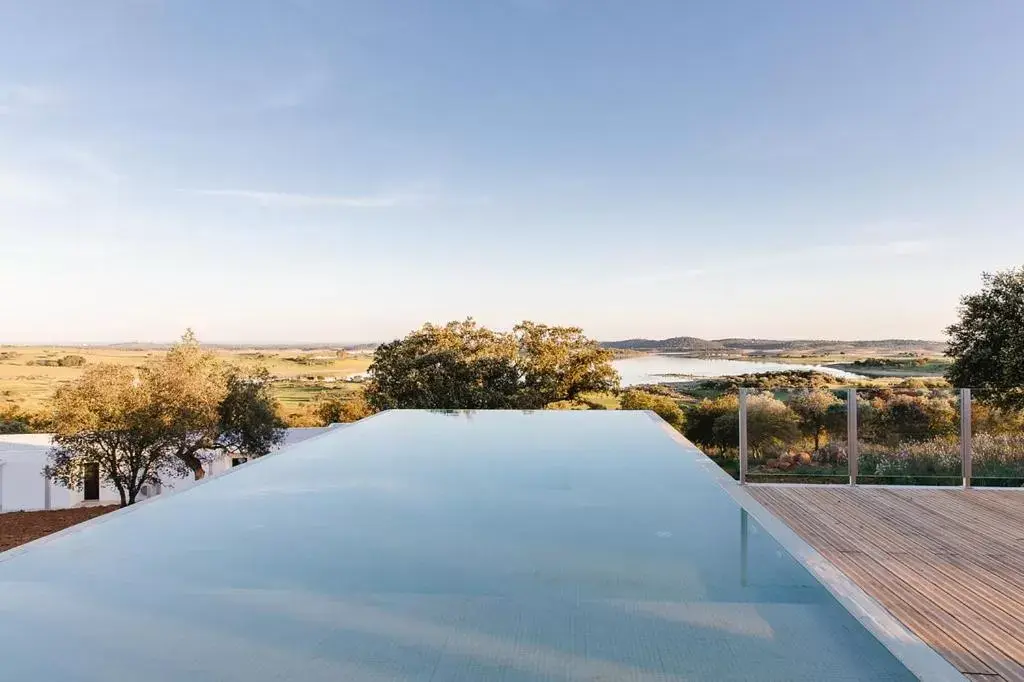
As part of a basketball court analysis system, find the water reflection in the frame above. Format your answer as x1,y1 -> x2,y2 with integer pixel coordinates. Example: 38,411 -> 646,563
0,410 -> 916,681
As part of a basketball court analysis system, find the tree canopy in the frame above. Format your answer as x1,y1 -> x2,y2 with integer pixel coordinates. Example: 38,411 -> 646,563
47,364 -> 175,507
946,267 -> 1024,410
788,389 -> 843,452
365,319 -> 619,410
46,331 -> 286,505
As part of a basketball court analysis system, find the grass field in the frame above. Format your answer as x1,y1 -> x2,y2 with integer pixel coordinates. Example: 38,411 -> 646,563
0,346 -> 373,416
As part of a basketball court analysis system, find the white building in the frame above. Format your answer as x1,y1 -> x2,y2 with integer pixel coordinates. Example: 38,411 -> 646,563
0,427 -> 337,512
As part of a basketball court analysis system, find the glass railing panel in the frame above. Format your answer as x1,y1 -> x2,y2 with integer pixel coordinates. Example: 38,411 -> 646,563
969,391 -> 1024,487
743,387 -> 850,484
854,386 -> 962,486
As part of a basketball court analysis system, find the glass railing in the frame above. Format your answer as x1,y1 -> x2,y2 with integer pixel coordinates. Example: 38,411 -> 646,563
740,387 -> 851,484
727,387 -> 1024,487
724,385 -> 1011,485
854,386 -> 962,486
968,391 -> 1024,487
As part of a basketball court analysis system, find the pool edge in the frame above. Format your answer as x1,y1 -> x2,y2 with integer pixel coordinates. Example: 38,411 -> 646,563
647,413 -> 966,682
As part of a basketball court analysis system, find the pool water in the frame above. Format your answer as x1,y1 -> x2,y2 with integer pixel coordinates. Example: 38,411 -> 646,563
0,410 -> 915,681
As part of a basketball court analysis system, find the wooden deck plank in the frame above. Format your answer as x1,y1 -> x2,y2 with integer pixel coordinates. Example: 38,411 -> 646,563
749,485 -> 1024,682
782,490 -> 1024,677
883,489 -> 1024,551
801,490 -> 1024,622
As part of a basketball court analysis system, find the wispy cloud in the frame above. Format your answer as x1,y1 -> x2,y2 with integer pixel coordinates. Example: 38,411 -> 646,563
0,85 -> 65,115
185,188 -> 428,208
615,237 -> 941,286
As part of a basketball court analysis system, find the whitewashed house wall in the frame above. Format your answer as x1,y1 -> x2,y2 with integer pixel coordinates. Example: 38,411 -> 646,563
0,427 -> 336,512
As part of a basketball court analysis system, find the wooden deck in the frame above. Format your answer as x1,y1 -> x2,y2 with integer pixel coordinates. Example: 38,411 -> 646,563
749,485 -> 1024,682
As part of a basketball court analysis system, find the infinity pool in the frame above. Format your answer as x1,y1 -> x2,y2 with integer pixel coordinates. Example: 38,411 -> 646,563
0,410 -> 919,680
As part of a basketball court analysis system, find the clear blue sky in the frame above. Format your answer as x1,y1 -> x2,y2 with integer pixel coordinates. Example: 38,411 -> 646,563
2,1 -> 1022,343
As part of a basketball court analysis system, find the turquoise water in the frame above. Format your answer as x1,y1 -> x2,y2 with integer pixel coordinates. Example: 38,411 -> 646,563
613,355 -> 864,386
0,411 -> 912,681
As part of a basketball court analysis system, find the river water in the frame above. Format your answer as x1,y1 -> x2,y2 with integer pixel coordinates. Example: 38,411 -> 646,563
611,355 -> 863,386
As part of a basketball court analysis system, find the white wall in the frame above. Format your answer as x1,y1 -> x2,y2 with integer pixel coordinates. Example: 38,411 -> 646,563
0,426 -> 336,512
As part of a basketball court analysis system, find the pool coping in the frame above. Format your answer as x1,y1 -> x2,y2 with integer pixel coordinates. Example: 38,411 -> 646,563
649,413 -> 966,681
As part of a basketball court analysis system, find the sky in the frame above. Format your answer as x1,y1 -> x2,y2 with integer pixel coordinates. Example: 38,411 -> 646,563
2,0 -> 1023,343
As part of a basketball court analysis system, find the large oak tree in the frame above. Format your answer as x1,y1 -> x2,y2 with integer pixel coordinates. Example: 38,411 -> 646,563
365,319 -> 619,411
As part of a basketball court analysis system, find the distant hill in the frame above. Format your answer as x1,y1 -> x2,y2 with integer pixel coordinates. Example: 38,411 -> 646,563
602,337 -> 726,352
601,336 -> 946,355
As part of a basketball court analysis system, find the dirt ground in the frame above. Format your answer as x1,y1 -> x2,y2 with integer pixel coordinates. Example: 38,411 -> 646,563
0,505 -> 118,553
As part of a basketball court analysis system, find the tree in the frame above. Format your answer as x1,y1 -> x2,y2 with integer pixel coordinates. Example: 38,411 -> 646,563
145,330 -> 229,480
46,364 -> 175,507
946,267 -> 1024,410
364,319 -> 619,410
365,320 -> 521,410
619,389 -> 685,431
711,393 -> 800,458
147,331 -> 287,478
216,366 -> 287,459
788,389 -> 842,452
512,322 -> 619,408
46,331 -> 286,504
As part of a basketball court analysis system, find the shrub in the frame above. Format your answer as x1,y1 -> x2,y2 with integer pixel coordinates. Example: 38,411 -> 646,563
545,400 -> 590,410
709,393 -> 800,458
619,389 -> 685,430
685,394 -> 739,447
315,394 -> 374,424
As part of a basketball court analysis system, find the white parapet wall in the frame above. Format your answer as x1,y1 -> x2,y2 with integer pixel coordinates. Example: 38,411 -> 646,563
0,426 -> 337,512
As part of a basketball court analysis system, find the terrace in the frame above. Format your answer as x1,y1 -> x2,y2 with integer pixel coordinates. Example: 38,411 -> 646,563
729,385 -> 1024,680
750,485 -> 1024,681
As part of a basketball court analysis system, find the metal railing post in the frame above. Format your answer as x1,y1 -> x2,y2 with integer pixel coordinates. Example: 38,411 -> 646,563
738,388 -> 748,485
44,474 -> 51,510
961,388 -> 972,489
847,389 -> 858,486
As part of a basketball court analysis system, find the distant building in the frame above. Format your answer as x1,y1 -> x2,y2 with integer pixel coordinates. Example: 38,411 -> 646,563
0,427 -> 337,512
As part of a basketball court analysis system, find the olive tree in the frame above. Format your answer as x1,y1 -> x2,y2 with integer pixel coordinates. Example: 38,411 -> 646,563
46,331 -> 286,503
46,364 -> 175,507
146,331 -> 285,479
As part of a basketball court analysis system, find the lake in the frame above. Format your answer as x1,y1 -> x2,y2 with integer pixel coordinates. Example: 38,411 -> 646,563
612,355 -> 864,386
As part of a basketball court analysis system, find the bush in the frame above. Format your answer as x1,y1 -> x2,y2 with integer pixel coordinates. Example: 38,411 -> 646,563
57,354 -> 86,367
620,389 -> 685,430
685,394 -> 739,447
710,393 -> 800,458
316,394 -> 373,424
0,405 -> 43,433
545,400 -> 590,410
